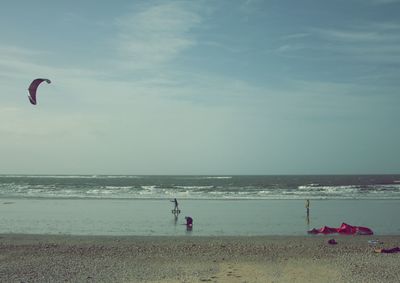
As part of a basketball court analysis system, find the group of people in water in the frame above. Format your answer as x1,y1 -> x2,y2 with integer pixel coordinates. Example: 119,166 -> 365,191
172,198 -> 311,231
170,198 -> 192,230
170,198 -> 400,254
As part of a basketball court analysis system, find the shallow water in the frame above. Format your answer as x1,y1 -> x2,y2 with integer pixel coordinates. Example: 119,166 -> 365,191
0,199 -> 399,236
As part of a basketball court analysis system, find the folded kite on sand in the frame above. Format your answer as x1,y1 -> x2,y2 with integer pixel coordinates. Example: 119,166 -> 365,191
308,223 -> 373,235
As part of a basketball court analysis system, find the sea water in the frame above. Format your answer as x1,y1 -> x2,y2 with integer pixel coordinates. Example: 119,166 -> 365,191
0,175 -> 400,236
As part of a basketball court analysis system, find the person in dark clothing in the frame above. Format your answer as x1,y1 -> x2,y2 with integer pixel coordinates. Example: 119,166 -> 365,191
171,198 -> 180,216
171,198 -> 179,209
305,199 -> 310,225
185,216 -> 193,228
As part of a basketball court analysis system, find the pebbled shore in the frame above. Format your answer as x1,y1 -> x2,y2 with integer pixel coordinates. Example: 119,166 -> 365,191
0,234 -> 399,282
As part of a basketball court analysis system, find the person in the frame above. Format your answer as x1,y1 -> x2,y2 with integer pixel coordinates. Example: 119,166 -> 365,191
185,216 -> 193,228
171,198 -> 179,210
305,199 -> 310,225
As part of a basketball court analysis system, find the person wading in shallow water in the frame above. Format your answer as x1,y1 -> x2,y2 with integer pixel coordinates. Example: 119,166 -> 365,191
185,216 -> 193,230
171,198 -> 180,214
305,199 -> 310,225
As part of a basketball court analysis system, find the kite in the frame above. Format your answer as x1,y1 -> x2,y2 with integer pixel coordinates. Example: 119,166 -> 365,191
28,78 -> 51,105
308,223 -> 373,235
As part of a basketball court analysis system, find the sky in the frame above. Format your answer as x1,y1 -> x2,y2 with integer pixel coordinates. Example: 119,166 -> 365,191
1,0 -> 399,175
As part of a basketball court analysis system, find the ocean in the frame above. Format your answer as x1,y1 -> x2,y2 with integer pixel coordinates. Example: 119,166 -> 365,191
1,174 -> 400,200
1,175 -> 400,236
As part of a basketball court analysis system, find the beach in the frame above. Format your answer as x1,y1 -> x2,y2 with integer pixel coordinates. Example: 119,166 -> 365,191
1,234 -> 399,282
1,176 -> 400,282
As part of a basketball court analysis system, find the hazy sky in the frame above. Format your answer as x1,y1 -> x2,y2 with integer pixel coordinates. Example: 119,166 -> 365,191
1,0 -> 399,175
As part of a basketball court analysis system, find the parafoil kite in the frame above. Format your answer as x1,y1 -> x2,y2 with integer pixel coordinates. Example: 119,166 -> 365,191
28,78 -> 51,105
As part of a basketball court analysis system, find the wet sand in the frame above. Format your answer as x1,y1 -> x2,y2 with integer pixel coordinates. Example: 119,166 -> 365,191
0,234 -> 399,282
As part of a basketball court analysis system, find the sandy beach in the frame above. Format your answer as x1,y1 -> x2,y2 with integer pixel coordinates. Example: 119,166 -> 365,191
1,234 -> 399,282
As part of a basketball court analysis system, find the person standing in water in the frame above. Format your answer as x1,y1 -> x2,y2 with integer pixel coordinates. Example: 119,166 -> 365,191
171,198 -> 180,215
305,199 -> 310,225
171,198 -> 179,210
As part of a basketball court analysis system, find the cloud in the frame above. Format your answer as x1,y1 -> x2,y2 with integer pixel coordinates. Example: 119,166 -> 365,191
0,45 -> 46,58
280,33 -> 311,40
312,27 -> 398,42
276,21 -> 400,66
114,1 -> 201,70
314,24 -> 400,61
352,0 -> 400,5
368,0 -> 400,4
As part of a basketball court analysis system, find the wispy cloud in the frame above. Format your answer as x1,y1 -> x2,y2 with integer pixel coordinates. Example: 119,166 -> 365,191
276,21 -> 400,65
368,0 -> 400,4
312,27 -> 398,42
114,1 -> 201,70
313,24 -> 400,62
0,44 -> 104,79
0,45 -> 46,58
280,33 -> 311,41
352,0 -> 400,5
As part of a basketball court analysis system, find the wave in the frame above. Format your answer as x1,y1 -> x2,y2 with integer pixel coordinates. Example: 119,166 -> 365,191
0,175 -> 144,179
1,183 -> 400,200
1,175 -> 400,200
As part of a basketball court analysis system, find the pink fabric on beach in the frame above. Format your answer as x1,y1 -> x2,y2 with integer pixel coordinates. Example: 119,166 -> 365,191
353,226 -> 374,235
320,226 -> 337,234
308,223 -> 373,235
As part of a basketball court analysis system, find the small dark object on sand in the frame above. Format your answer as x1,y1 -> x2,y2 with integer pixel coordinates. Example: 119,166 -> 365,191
374,247 -> 400,254
328,239 -> 337,245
